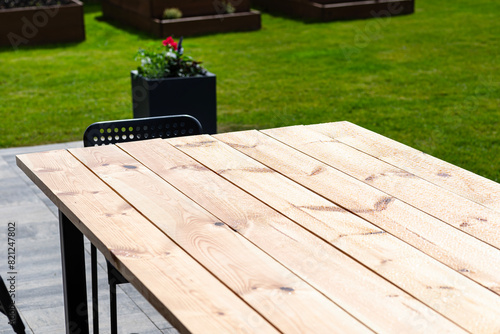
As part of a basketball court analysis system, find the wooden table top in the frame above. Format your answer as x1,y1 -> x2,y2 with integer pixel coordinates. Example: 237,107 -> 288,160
17,121 -> 500,333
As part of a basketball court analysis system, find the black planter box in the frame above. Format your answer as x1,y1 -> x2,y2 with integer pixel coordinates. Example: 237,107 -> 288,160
131,70 -> 217,134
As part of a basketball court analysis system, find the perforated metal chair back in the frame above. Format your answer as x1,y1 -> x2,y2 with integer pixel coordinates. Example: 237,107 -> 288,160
83,115 -> 203,147
82,114 -> 202,334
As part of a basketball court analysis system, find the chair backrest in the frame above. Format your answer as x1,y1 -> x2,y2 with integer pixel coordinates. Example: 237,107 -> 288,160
83,115 -> 203,147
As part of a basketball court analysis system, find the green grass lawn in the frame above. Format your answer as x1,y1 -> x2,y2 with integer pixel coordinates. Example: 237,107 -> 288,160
0,0 -> 499,182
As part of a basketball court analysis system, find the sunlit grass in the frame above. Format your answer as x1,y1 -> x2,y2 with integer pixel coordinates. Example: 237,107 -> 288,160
0,0 -> 498,181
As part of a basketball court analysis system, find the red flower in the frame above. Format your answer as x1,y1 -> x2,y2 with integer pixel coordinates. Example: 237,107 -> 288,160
162,37 -> 178,50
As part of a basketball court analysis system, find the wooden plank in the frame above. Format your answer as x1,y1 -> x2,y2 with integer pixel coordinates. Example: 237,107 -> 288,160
213,130 -> 500,294
69,145 -> 371,334
16,150 -> 279,334
118,138 -> 465,334
309,121 -> 500,213
262,125 -> 500,250
169,133 -> 500,333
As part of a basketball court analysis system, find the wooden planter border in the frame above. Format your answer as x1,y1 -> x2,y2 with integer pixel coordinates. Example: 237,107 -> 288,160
252,0 -> 415,21
153,11 -> 261,37
102,0 -> 261,37
0,0 -> 85,48
101,0 -> 252,19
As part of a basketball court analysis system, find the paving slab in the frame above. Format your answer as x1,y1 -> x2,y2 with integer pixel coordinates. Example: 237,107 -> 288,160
0,142 -> 176,334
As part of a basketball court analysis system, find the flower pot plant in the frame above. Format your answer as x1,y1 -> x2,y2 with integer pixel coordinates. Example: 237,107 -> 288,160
0,0 -> 85,48
131,36 -> 217,134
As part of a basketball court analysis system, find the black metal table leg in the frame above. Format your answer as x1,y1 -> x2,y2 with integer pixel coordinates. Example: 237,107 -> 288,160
91,245 -> 99,334
59,210 -> 89,334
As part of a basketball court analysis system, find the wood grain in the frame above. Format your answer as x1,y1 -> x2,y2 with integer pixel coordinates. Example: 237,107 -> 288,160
213,130 -> 500,294
16,149 -> 279,334
169,132 -> 500,333
69,144 -> 370,334
17,120 -> 500,334
309,121 -> 500,213
118,138 -> 465,333
262,125 -> 500,250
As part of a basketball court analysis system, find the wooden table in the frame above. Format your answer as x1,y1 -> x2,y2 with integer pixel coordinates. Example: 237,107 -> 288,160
17,122 -> 500,333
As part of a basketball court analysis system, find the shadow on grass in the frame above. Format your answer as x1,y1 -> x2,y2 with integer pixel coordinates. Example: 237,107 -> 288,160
94,13 -> 267,41
0,39 -> 85,53
83,2 -> 102,14
94,15 -> 155,40
253,4 -> 414,25
252,4 -> 320,24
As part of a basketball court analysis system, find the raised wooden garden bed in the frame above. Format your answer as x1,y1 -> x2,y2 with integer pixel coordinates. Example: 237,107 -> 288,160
101,0 -> 261,37
0,0 -> 85,48
252,0 -> 414,21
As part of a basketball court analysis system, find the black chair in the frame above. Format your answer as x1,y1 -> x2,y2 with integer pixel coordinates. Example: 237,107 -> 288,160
0,276 -> 25,334
83,115 -> 203,334
83,114 -> 203,147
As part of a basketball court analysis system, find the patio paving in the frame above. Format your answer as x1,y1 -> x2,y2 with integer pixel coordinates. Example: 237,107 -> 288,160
0,142 -> 177,334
